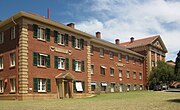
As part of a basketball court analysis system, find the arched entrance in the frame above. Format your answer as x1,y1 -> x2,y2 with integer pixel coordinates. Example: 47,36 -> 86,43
56,73 -> 75,99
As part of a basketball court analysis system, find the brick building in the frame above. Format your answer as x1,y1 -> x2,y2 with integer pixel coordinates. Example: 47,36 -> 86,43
0,12 -> 166,100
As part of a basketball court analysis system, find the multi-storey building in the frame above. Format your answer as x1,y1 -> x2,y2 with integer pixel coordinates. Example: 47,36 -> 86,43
0,12 -> 165,100
120,36 -> 167,85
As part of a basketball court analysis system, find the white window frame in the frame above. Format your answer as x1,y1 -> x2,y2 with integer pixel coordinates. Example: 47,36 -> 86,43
75,38 -> 80,49
0,80 -> 4,93
10,26 -> 16,40
38,79 -> 46,92
133,72 -> 136,79
58,57 -> 65,69
57,33 -> 65,45
133,85 -> 136,91
126,71 -> 130,79
118,53 -> 122,61
37,53 -> 47,67
110,68 -> 114,76
37,27 -> 46,41
119,70 -> 122,78
0,57 -> 3,69
10,79 -> 16,92
139,73 -> 142,80
0,32 -> 4,44
109,51 -> 113,59
75,60 -> 81,71
91,64 -> 94,74
100,66 -> 106,75
10,53 -> 15,67
100,48 -> 104,57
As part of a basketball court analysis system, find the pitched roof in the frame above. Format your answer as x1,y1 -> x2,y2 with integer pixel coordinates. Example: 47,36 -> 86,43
120,35 -> 159,48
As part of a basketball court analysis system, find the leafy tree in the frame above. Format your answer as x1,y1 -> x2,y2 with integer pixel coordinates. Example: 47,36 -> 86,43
148,61 -> 175,89
174,51 -> 180,81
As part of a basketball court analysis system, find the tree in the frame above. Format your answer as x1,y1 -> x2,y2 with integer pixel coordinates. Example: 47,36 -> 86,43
174,51 -> 180,81
148,61 -> 175,89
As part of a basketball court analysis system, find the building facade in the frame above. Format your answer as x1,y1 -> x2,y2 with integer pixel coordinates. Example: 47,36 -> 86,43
0,12 -> 165,100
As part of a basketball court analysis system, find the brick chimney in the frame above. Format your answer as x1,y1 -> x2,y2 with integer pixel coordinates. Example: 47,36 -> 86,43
130,37 -> 134,43
96,32 -> 101,39
115,39 -> 120,45
67,23 -> 75,28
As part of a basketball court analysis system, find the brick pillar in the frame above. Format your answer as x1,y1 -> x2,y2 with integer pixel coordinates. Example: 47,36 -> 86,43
87,41 -> 92,93
18,22 -> 28,94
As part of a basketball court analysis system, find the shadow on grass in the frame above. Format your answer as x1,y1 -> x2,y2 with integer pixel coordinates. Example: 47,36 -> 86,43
167,99 -> 180,103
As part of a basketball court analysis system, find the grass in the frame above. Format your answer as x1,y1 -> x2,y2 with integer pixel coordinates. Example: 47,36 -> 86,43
0,91 -> 179,110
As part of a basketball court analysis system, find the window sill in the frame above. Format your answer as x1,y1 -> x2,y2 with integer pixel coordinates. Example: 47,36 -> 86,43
9,65 -> 15,68
126,62 -> 129,64
37,38 -> 46,42
110,58 -> 113,60
118,60 -> 122,62
58,68 -> 65,70
75,70 -> 82,73
110,75 -> 114,77
75,47 -> 81,50
100,55 -> 104,58
37,66 -> 47,69
100,74 -> 105,76
10,91 -> 16,94
38,91 -> 46,93
0,68 -> 3,71
90,53 -> 93,56
58,43 -> 65,46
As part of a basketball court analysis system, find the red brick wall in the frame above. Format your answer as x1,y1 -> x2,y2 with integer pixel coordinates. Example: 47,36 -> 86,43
0,25 -> 19,94
27,24 -> 88,94
91,46 -> 144,84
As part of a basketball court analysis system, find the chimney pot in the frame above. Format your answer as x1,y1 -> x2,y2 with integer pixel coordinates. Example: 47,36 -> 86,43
115,39 -> 120,45
130,37 -> 134,43
67,23 -> 75,28
96,32 -> 101,39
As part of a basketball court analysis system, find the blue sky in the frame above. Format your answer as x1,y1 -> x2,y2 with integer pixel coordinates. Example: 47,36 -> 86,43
1,0 -> 180,61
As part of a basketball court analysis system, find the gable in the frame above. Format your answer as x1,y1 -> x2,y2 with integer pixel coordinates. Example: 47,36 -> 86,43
152,37 -> 167,53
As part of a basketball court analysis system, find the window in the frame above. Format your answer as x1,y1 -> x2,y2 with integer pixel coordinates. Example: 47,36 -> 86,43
110,68 -> 114,76
91,65 -> 94,74
133,85 -> 136,91
139,73 -> 142,80
118,53 -> 122,61
90,45 -> 93,54
10,26 -> 16,40
126,71 -> 130,79
0,57 -> 3,69
75,38 -> 80,49
100,66 -> 106,75
58,57 -> 65,69
127,85 -> 130,91
10,53 -> 15,67
110,83 -> 115,92
33,24 -> 50,42
0,80 -> 3,93
57,33 -> 65,45
33,52 -> 50,68
140,85 -> 143,90
75,60 -> 81,71
33,78 -> 51,92
38,79 -> 46,92
109,51 -> 114,59
133,72 -> 136,79
152,61 -> 155,67
72,59 -> 84,72
91,82 -> 96,91
73,81 -> 85,93
126,55 -> 129,62
72,36 -> 84,49
100,48 -> 104,57
10,79 -> 16,92
119,70 -> 122,78
101,82 -> 107,91
0,32 -> 4,44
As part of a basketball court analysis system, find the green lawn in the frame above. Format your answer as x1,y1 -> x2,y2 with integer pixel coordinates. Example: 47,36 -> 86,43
0,91 -> 180,110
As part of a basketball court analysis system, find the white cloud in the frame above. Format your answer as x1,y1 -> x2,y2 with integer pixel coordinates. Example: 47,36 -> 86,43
76,0 -> 180,61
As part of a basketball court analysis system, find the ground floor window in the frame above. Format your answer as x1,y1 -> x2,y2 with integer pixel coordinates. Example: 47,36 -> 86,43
0,80 -> 3,93
140,85 -> 143,90
110,83 -> 115,92
10,79 -> 16,92
91,82 -> 96,91
133,85 -> 136,91
127,85 -> 130,91
73,81 -> 85,93
33,78 -> 51,92
101,82 -> 107,91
